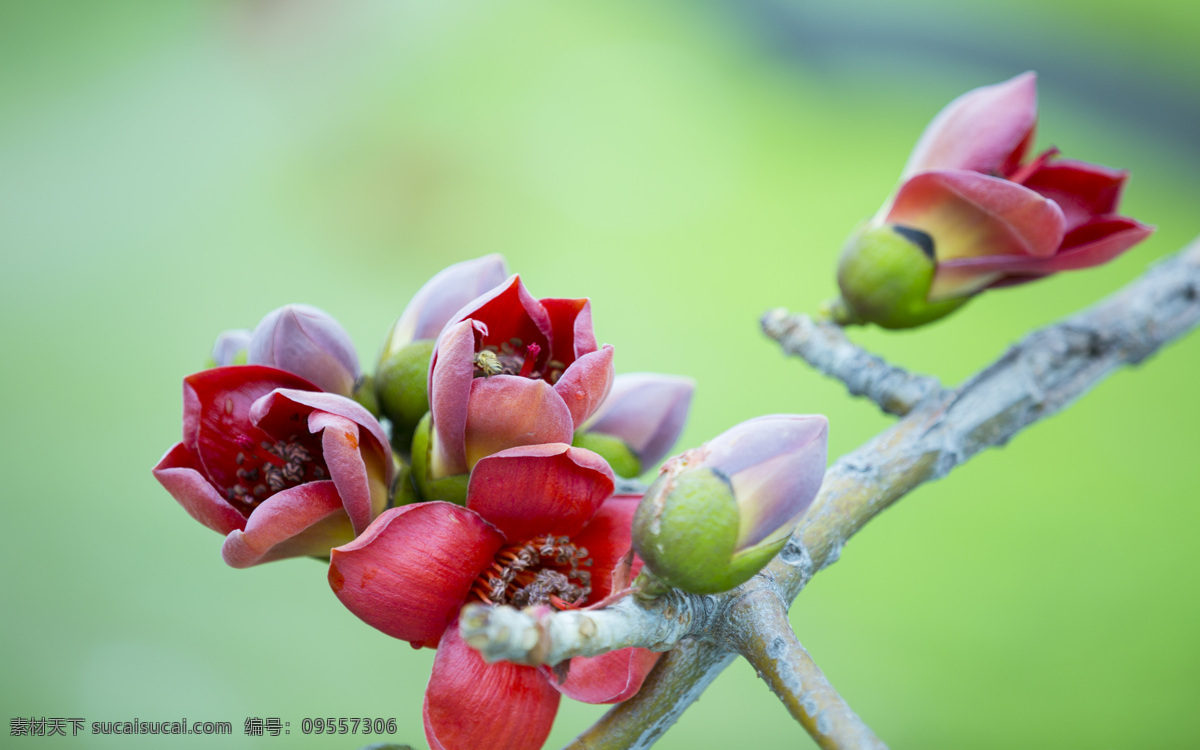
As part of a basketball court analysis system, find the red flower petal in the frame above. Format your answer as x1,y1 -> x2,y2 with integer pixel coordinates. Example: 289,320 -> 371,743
902,71 -> 1038,178
546,647 -> 661,704
467,444 -> 615,541
429,319 -> 483,478
1020,159 -> 1128,231
248,389 -> 391,535
571,494 -> 640,602
540,297 -> 597,366
152,443 -> 248,535
888,170 -> 1066,266
462,377 -> 575,470
553,344 -> 614,429
182,366 -> 319,491
937,216 -> 1153,284
222,480 -> 352,568
328,503 -> 503,645
250,388 -> 392,484
424,626 -> 560,750
448,275 -> 552,370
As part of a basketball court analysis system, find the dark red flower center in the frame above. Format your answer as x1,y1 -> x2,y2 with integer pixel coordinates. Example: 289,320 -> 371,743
470,535 -> 593,609
472,338 -> 565,384
222,430 -> 329,516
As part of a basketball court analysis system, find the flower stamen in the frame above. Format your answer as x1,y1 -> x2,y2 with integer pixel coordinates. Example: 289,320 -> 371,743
224,433 -> 327,514
471,535 -> 594,610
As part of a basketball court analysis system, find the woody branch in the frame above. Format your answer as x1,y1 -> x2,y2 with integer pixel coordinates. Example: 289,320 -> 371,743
459,236 -> 1200,749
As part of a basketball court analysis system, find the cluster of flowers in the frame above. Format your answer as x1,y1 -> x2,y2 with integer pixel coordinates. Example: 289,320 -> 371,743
154,255 -> 828,749
152,72 -> 1151,750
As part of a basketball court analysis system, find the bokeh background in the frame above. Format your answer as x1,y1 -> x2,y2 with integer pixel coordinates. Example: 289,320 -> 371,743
3,1 -> 1199,748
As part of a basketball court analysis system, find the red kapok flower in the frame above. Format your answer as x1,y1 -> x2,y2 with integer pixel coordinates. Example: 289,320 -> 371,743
153,365 -> 393,567
424,275 -> 614,482
328,444 -> 657,750
832,71 -> 1154,329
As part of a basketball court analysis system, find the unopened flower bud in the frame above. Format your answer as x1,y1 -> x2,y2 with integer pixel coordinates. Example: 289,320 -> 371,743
830,224 -> 967,329
376,255 -> 508,451
408,413 -> 469,506
208,329 -> 251,367
248,304 -> 360,396
827,73 -> 1151,329
632,415 -> 828,594
575,373 -> 695,477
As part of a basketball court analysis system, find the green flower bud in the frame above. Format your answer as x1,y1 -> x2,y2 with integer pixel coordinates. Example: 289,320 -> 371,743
632,415 -> 828,595
409,412 -> 469,506
830,224 -> 967,329
352,373 -> 382,418
572,430 -> 641,479
375,339 -> 435,451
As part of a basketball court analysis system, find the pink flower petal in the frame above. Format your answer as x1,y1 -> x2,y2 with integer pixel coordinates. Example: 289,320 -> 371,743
463,377 -> 575,470
152,443 -> 247,535
926,263 -> 1007,302
244,390 -> 390,535
902,71 -> 1038,178
424,626 -> 560,750
888,170 -> 1066,266
937,216 -> 1154,282
693,415 -> 829,551
429,319 -> 483,478
309,411 -> 376,536
553,344 -> 615,429
249,388 -> 392,483
248,304 -> 360,396
541,297 -> 597,364
584,373 -> 695,468
466,444 -> 615,541
328,503 -> 503,646
210,329 -> 251,367
1020,159 -> 1128,232
221,480 -> 352,568
390,254 -> 509,347
546,647 -> 661,704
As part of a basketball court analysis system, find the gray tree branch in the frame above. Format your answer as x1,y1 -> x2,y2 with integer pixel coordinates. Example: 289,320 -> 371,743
760,308 -> 944,416
718,589 -> 887,750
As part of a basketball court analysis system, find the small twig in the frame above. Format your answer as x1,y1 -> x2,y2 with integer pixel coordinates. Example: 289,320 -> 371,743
719,589 -> 886,750
761,309 -> 944,416
459,590 -> 697,666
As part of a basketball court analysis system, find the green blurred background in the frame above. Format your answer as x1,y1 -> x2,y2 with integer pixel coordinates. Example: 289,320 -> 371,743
3,1 -> 1198,747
